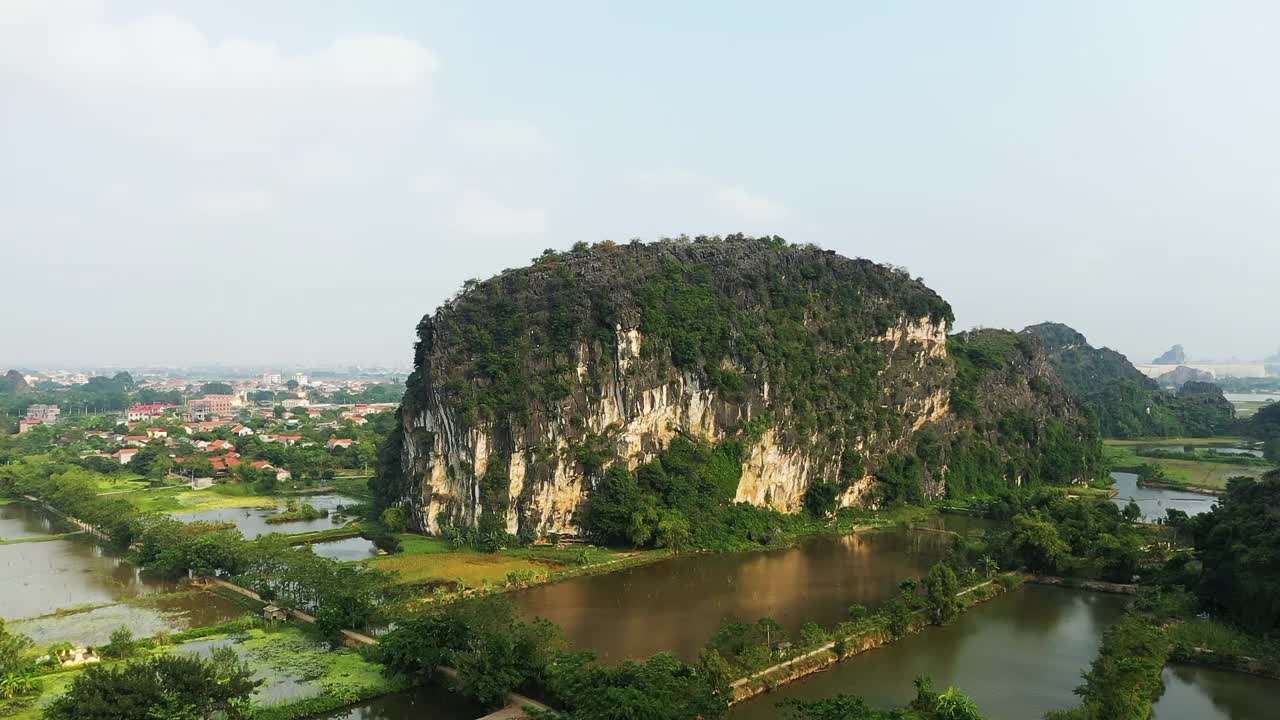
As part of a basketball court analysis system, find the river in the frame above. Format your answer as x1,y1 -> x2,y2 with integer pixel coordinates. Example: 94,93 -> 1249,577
507,516 -> 989,662
1110,471 -> 1217,521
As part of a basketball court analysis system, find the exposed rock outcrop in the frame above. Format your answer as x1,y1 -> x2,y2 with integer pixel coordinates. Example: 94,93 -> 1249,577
1153,344 -> 1187,365
393,239 -> 1096,536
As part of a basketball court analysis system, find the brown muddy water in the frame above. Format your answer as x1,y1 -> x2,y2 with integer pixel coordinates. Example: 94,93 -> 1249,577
0,533 -> 176,619
10,591 -> 247,646
507,516 -> 992,662
0,502 -> 72,541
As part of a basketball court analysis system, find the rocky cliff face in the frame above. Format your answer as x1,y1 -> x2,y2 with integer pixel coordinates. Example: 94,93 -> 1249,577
394,238 -> 1091,537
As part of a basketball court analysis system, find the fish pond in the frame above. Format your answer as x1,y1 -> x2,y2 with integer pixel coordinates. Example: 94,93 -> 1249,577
172,493 -> 362,538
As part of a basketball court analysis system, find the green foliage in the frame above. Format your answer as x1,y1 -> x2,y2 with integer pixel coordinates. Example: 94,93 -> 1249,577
380,505 -> 410,533
374,598 -> 564,708
782,676 -> 988,719
579,435 -> 800,550
981,490 -> 1150,582
1250,402 -> 1280,441
1049,614 -> 1170,720
1186,470 -> 1280,632
406,237 -> 954,520
0,619 -> 36,679
923,563 -> 962,625
44,651 -> 260,720
540,651 -> 728,720
101,625 -> 135,659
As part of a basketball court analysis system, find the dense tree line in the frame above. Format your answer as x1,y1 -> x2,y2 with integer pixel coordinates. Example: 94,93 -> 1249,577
967,489 -> 1148,582
1178,470 -> 1280,632
373,598 -> 727,719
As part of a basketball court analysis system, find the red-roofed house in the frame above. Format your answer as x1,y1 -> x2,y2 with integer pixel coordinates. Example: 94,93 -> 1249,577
230,425 -> 254,437
209,455 -> 243,472
145,427 -> 168,439
111,448 -> 140,465
18,418 -> 42,434
250,460 -> 292,481
266,434 -> 303,446
207,439 -> 236,453
326,438 -> 353,450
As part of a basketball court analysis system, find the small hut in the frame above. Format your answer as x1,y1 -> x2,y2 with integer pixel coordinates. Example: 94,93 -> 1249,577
262,605 -> 289,622
58,647 -> 100,667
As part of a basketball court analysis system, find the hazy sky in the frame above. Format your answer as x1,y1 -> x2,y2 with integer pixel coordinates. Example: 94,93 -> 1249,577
4,1 -> 1278,368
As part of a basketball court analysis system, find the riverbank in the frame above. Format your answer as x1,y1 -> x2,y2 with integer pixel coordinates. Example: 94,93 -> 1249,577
730,575 -> 1022,703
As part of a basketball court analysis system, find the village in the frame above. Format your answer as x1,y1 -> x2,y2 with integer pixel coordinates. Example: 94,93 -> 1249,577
11,370 -> 399,490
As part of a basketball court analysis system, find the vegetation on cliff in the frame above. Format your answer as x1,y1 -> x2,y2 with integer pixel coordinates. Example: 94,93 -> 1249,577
395,238 -> 1105,541
1022,323 -> 1234,439
408,235 -> 951,433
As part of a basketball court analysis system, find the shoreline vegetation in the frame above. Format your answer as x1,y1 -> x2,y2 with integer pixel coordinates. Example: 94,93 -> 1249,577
6,443 -> 1280,719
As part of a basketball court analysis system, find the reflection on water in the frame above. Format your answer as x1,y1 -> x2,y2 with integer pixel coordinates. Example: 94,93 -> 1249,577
509,517 -> 987,662
1154,664 -> 1279,720
173,494 -> 360,539
11,591 -> 246,646
730,586 -> 1130,720
309,536 -> 381,562
0,535 -> 176,619
0,502 -> 72,541
1111,472 -> 1216,522
309,685 -> 485,720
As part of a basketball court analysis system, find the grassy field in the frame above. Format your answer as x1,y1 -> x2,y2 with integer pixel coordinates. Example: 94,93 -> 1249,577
1105,441 -> 1273,491
1231,400 -> 1274,419
364,534 -> 653,592
123,484 -> 279,514
366,534 -> 561,586
1104,436 -> 1251,447
88,475 -> 149,494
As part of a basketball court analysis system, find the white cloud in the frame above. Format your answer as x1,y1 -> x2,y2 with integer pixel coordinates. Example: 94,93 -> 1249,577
715,185 -> 788,222
1,5 -> 438,97
452,191 -> 548,237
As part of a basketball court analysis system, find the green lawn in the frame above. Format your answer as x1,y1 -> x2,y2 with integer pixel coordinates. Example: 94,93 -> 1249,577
88,475 -> 149,494
124,484 -> 279,514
